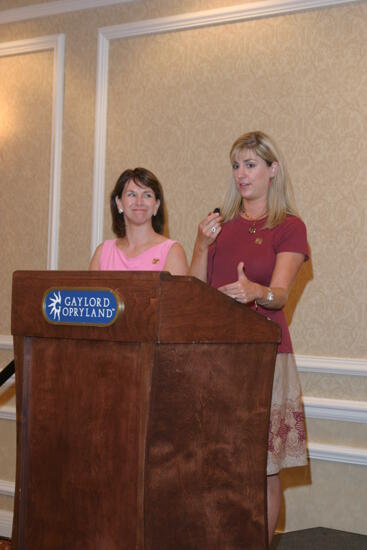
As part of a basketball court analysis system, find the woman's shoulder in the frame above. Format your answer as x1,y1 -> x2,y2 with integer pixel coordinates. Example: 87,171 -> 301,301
272,214 -> 307,236
166,240 -> 185,255
163,240 -> 188,275
272,214 -> 309,256
102,238 -> 117,247
285,214 -> 306,225
89,239 -> 115,270
97,239 -> 116,257
160,237 -> 176,244
273,214 -> 306,232
95,239 -> 117,253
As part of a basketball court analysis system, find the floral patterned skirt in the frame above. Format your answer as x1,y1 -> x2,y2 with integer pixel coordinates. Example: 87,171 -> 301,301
267,353 -> 308,475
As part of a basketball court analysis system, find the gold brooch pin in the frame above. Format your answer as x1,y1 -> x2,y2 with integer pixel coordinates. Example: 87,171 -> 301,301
152,258 -> 160,264
255,238 -> 263,245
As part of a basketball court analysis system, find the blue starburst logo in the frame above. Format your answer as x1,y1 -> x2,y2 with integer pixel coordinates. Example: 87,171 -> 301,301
47,290 -> 62,321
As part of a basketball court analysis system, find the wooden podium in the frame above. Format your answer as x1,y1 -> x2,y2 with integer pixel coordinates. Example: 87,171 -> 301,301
11,271 -> 281,549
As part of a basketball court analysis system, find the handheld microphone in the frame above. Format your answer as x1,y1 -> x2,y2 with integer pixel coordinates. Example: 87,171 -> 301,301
213,207 -> 220,214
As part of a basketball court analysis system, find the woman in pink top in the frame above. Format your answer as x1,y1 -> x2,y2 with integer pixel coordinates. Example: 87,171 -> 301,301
89,167 -> 188,274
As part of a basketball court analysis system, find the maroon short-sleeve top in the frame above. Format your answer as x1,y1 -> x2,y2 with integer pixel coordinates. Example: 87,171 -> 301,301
207,214 -> 309,353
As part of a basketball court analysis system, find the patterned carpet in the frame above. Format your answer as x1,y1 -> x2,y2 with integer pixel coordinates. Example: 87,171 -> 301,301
0,540 -> 10,550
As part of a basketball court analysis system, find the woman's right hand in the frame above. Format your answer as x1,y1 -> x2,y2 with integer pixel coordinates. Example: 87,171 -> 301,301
189,211 -> 223,281
196,211 -> 223,249
189,212 -> 223,282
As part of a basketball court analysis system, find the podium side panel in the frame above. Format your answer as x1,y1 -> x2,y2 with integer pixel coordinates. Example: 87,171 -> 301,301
145,343 -> 276,550
12,337 -> 154,550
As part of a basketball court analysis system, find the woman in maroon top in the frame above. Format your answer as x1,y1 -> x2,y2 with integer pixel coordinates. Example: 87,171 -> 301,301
190,131 -> 308,544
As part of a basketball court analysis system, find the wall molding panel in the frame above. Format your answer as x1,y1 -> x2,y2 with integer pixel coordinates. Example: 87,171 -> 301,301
0,0 -> 135,25
91,0 -> 362,252
92,30 -> 110,252
308,442 -> 367,466
0,0 -> 359,26
100,0 -> 362,39
0,443 -> 365,537
2,397 -> 367,459
0,35 -> 65,270
296,354 -> 367,376
4,397 -> 367,427
2,343 -> 366,376
303,396 -> 367,424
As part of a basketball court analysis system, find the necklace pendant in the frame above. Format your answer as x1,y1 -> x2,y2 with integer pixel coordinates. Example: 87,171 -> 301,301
249,226 -> 257,234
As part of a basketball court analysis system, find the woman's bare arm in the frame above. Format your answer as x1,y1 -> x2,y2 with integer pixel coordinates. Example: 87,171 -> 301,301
164,243 -> 189,275
89,243 -> 103,271
218,252 -> 305,308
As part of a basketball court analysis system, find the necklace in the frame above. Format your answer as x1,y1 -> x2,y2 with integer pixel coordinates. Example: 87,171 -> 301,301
242,208 -> 268,234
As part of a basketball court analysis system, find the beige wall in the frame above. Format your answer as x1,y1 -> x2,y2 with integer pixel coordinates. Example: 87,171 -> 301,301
0,50 -> 52,334
1,0 -> 366,538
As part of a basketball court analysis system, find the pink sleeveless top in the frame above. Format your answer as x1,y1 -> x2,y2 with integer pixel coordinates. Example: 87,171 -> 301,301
99,239 -> 177,271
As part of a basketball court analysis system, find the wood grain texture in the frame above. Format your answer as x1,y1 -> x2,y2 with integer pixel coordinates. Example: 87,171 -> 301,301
145,343 -> 276,549
11,271 -> 278,549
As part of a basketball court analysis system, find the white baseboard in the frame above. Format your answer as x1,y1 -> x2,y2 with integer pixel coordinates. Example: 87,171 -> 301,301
0,444 -> 366,542
0,336 -> 13,350
0,443 -> 365,542
0,406 -> 15,422
308,442 -> 367,466
303,396 -> 367,424
2,343 -> 365,376
1,395 -> 364,426
296,354 -> 367,376
0,480 -> 15,497
0,481 -> 14,540
6,399 -> 365,424
0,510 -> 12,539
2,351 -> 367,466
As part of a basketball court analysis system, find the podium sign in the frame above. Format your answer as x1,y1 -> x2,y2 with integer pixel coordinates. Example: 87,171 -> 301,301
42,287 -> 122,325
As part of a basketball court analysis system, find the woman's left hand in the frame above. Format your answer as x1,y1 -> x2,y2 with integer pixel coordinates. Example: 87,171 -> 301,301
218,262 -> 259,304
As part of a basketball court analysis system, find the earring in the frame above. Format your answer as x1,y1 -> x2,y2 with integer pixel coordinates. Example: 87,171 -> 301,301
118,208 -> 123,214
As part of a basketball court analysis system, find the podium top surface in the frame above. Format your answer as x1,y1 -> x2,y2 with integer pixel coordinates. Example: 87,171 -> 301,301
11,270 -> 281,344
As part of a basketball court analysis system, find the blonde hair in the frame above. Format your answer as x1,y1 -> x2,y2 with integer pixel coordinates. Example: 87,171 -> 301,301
221,131 -> 299,228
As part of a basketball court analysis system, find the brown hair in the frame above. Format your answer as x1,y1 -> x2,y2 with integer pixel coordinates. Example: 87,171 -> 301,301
110,167 -> 165,237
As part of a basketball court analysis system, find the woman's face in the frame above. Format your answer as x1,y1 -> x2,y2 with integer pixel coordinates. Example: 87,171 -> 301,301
232,148 -> 277,203
116,179 -> 160,227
